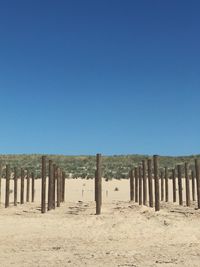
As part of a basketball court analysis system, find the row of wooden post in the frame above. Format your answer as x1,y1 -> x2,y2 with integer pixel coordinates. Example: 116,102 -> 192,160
130,156 -> 200,211
41,156 -> 66,214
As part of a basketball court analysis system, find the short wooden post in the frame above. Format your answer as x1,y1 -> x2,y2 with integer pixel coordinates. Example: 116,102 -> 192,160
5,164 -> 10,208
165,167 -> 168,202
60,170 -> 63,202
0,161 -> 2,204
142,160 -> 147,205
130,169 -> 134,201
177,165 -> 183,205
57,167 -> 61,207
134,167 -> 138,202
195,159 -> 200,209
20,168 -> 25,204
41,156 -> 47,213
62,171 -> 65,202
48,160 -> 53,210
26,169 -> 30,202
95,154 -> 102,215
138,165 -> 142,205
185,162 -> 190,207
160,169 -> 164,201
172,168 -> 176,202
14,167 -> 18,206
153,155 -> 160,211
31,172 -> 35,202
191,170 -> 195,201
52,164 -> 56,209
147,159 -> 153,207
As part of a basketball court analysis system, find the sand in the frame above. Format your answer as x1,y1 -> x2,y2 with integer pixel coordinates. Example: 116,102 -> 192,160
0,178 -> 200,267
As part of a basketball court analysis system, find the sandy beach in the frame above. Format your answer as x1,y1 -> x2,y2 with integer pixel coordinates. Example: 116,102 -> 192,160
0,178 -> 200,267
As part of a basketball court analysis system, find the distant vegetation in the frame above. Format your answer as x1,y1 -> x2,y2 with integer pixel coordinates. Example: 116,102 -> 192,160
0,154 -> 199,179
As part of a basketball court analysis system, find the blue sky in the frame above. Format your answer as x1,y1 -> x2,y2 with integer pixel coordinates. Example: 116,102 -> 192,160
0,0 -> 199,156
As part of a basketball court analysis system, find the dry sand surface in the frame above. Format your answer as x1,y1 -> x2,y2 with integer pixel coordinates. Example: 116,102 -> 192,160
0,178 -> 200,267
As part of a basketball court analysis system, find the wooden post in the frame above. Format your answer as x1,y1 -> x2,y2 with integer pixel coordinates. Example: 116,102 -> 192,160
142,160 -> 147,205
134,167 -> 138,202
177,165 -> 183,205
185,162 -> 190,207
5,164 -> 10,208
62,171 -> 65,202
147,159 -> 153,207
31,172 -> 35,202
130,169 -> 134,201
191,170 -> 195,201
138,165 -> 142,205
153,155 -> 160,211
195,159 -> 200,209
57,167 -> 61,207
60,170 -> 63,202
95,154 -> 102,215
48,160 -> 53,210
26,169 -> 30,202
14,167 -> 18,206
172,168 -> 176,203
20,168 -> 25,204
160,169 -> 164,201
165,167 -> 168,202
0,161 -> 2,205
52,164 -> 56,209
41,156 -> 47,213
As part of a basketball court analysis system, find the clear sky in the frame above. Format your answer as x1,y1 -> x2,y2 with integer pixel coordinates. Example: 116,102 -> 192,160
0,0 -> 199,156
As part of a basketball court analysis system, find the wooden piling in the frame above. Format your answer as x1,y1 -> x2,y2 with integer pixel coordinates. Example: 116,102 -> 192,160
20,168 -> 25,204
160,169 -> 164,201
147,159 -> 153,207
195,159 -> 200,209
52,164 -> 56,209
142,160 -> 147,205
191,170 -> 195,201
62,171 -> 65,202
14,167 -> 18,206
57,167 -> 61,207
95,154 -> 102,215
153,155 -> 160,211
177,165 -> 183,205
26,169 -> 30,202
138,165 -> 142,205
5,164 -> 10,208
172,169 -> 176,202
41,156 -> 47,213
165,167 -> 168,202
134,167 -> 138,203
48,160 -> 53,210
31,172 -> 35,202
130,169 -> 134,201
185,162 -> 190,207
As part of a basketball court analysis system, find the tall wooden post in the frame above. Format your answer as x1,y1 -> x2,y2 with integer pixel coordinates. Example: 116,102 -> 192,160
31,172 -> 35,202
48,160 -> 53,210
177,165 -> 183,205
185,162 -> 190,207
41,156 -> 47,213
62,171 -> 65,202
134,167 -> 138,202
147,159 -> 153,207
153,155 -> 160,211
130,169 -> 134,201
191,170 -> 195,201
138,165 -> 142,205
57,167 -> 61,207
26,169 -> 30,202
0,161 -> 2,205
52,164 -> 56,209
160,170 -> 164,201
195,159 -> 200,209
172,168 -> 176,203
95,153 -> 102,215
20,168 -> 25,204
165,167 -> 168,202
142,160 -> 147,205
14,167 -> 18,206
5,164 -> 10,208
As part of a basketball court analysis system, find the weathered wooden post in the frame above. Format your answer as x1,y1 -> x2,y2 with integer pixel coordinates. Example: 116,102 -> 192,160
177,165 -> 183,205
195,159 -> 200,209
52,164 -> 56,209
165,167 -> 168,202
191,170 -> 195,201
57,167 -> 61,207
26,169 -> 30,202
138,165 -> 142,205
41,156 -> 47,213
95,154 -> 102,215
48,160 -> 53,210
153,155 -> 160,211
0,161 -> 2,204
147,159 -> 153,207
172,168 -> 176,202
160,169 -> 164,201
31,172 -> 35,202
142,160 -> 147,205
60,170 -> 63,203
130,169 -> 134,201
5,164 -> 10,208
185,162 -> 190,207
134,167 -> 138,202
62,171 -> 65,202
20,168 -> 25,204
14,167 -> 18,206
